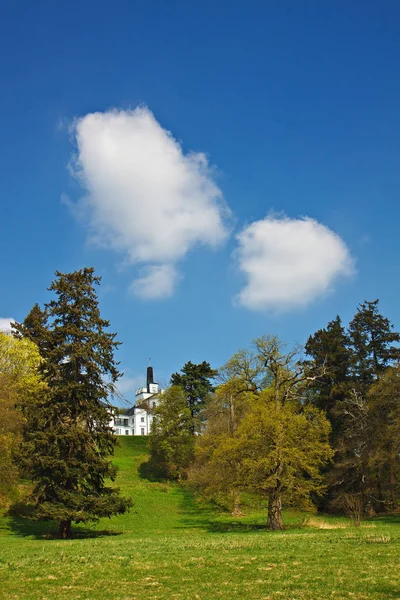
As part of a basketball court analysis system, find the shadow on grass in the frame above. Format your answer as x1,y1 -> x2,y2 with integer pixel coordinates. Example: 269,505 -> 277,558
369,513 -> 400,525
371,586 -> 400,599
175,486 -> 268,534
138,458 -> 169,482
4,515 -> 123,540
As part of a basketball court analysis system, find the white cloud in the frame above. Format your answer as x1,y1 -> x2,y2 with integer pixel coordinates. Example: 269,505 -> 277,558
0,318 -> 14,333
115,374 -> 144,396
235,215 -> 355,311
69,107 -> 231,298
130,264 -> 179,299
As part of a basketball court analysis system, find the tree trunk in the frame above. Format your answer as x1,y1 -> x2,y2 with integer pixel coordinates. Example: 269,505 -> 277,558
267,490 -> 283,530
231,489 -> 243,517
59,519 -> 72,539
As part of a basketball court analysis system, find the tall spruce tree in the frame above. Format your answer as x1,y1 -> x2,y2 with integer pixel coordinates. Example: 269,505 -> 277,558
18,268 -> 131,537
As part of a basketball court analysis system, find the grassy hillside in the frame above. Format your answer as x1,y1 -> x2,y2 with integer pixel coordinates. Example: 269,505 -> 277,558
0,437 -> 399,599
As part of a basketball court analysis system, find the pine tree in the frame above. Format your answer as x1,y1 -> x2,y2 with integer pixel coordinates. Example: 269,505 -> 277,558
304,316 -> 351,442
18,268 -> 132,537
170,361 -> 217,432
348,299 -> 400,390
12,303 -> 50,359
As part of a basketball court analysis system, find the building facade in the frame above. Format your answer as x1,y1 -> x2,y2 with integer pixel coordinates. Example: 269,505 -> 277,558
109,366 -> 161,436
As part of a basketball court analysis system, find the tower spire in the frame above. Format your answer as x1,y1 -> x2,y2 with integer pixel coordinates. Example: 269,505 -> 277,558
146,365 -> 154,392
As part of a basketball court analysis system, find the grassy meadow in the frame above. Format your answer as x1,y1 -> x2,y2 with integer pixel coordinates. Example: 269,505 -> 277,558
0,437 -> 399,600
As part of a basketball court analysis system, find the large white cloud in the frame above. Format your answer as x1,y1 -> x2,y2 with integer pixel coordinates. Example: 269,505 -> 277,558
0,318 -> 14,333
235,215 -> 355,311
70,107 -> 231,298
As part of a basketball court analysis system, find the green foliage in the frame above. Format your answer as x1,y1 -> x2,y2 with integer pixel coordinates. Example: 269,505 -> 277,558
170,360 -> 217,430
304,316 -> 351,437
189,380 -> 255,514
348,299 -> 400,389
0,333 -> 44,504
305,299 -> 400,514
17,268 -> 131,537
148,386 -> 195,480
12,303 -> 50,359
368,367 -> 400,510
235,390 -> 333,507
191,337 -> 333,528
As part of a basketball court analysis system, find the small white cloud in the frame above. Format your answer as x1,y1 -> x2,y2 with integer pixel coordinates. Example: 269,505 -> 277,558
130,264 -> 179,299
116,374 -> 144,396
68,107 -> 231,298
235,215 -> 355,311
0,318 -> 14,333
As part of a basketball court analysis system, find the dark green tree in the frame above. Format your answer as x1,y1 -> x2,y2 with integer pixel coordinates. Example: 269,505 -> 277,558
12,303 -> 50,358
171,361 -> 217,431
304,316 -> 351,442
348,299 -> 400,390
18,268 -> 132,537
368,367 -> 400,510
305,301 -> 400,515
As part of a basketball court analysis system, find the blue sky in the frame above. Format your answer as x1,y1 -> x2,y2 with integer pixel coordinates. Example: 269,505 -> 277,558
1,1 -> 400,399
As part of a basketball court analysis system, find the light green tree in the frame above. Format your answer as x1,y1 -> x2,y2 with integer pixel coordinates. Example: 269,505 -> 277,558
148,386 -> 195,480
190,378 -> 254,515
234,389 -> 333,529
0,332 -> 45,504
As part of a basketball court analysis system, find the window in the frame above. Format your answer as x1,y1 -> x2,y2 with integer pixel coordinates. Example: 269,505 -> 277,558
125,430 -> 129,435
115,428 -> 120,435
152,401 -> 157,409
141,417 -> 145,423
141,428 -> 145,435
124,419 -> 129,427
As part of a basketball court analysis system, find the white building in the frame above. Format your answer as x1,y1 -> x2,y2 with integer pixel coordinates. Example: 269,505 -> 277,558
109,366 -> 162,436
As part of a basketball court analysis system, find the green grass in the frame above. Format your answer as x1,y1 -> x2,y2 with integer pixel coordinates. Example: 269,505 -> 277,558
0,438 -> 399,600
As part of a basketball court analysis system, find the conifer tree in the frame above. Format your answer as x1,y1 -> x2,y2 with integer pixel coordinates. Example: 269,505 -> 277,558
12,303 -> 50,358
304,316 -> 351,442
348,299 -> 400,389
18,268 -> 132,537
171,361 -> 217,431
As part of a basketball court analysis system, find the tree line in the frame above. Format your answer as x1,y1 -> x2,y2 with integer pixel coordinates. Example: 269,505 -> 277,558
149,301 -> 400,529
1,266 -> 399,535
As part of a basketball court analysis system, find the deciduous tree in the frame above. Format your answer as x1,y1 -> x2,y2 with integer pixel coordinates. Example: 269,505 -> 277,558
0,332 -> 44,504
235,390 -> 333,530
148,386 -> 195,480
